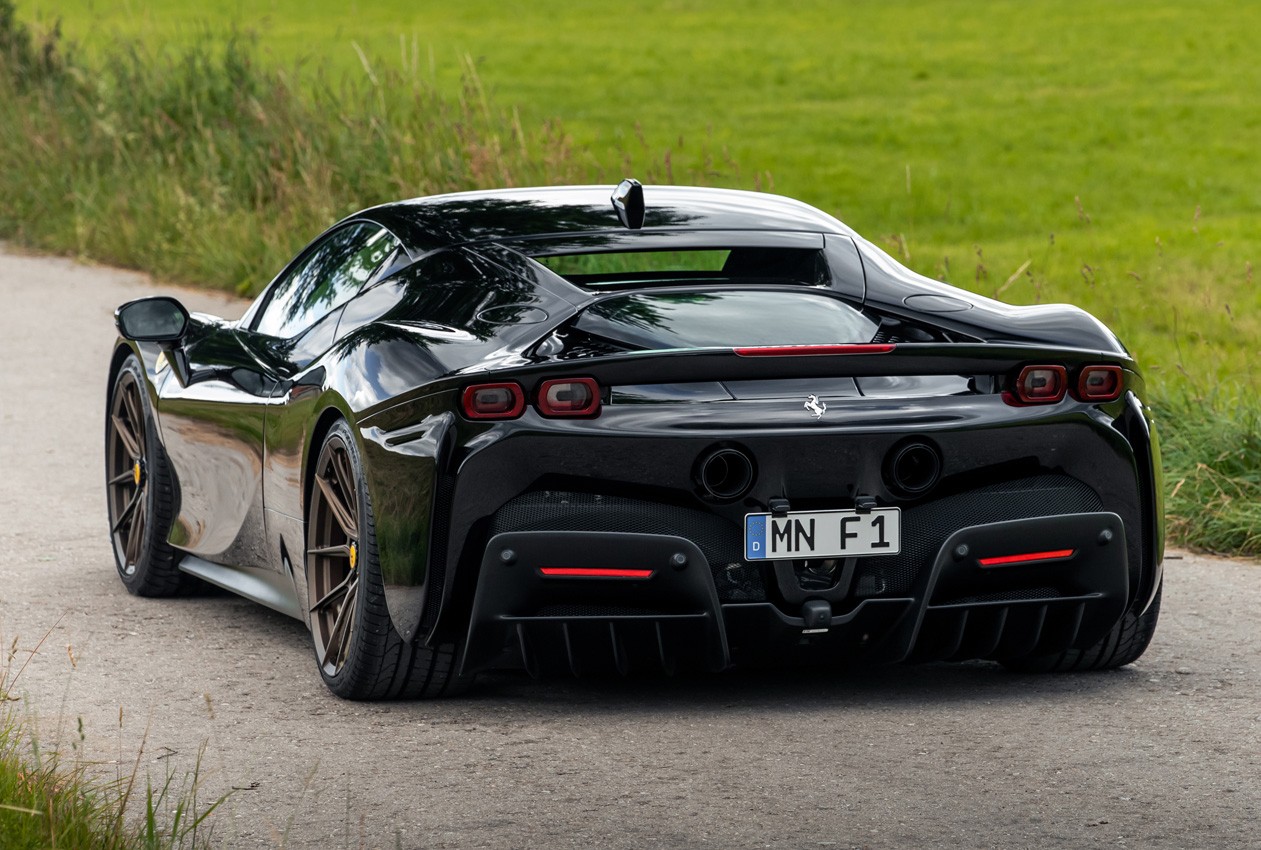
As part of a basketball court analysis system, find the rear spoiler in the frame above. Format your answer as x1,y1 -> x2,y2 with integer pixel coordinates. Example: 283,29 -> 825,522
454,343 -> 1136,390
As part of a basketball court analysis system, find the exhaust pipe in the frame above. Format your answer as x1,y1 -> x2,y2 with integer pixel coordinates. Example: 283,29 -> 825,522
884,440 -> 941,497
695,447 -> 755,501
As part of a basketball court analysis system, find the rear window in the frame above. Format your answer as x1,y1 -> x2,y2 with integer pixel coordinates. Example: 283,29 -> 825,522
535,247 -> 827,287
573,290 -> 877,350
538,250 -> 730,277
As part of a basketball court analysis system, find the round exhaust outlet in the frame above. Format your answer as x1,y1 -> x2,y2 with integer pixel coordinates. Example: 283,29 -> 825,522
884,440 -> 941,497
695,447 -> 755,501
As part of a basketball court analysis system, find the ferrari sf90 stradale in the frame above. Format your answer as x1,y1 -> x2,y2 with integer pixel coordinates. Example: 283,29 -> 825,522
106,180 -> 1162,699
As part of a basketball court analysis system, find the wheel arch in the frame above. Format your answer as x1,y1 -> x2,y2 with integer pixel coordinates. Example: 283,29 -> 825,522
107,341 -> 139,398
303,405 -> 351,525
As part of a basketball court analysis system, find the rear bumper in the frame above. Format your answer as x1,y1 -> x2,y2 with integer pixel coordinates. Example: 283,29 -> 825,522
460,511 -> 1128,676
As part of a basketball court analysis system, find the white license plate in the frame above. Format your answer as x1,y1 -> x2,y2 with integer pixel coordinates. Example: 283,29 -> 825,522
744,508 -> 901,560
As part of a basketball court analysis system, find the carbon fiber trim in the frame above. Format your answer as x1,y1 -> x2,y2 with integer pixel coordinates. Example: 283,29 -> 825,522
853,475 -> 1101,598
490,491 -> 765,601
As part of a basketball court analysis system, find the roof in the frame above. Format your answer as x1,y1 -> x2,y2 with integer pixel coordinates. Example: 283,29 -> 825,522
359,185 -> 858,255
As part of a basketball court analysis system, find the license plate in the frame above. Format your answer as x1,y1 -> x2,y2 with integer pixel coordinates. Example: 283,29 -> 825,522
744,508 -> 901,560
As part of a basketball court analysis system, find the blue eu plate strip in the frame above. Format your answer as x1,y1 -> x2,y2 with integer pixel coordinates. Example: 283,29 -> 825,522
745,514 -> 767,560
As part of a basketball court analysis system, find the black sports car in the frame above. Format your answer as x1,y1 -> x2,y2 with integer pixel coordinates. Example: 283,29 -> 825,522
106,180 -> 1163,699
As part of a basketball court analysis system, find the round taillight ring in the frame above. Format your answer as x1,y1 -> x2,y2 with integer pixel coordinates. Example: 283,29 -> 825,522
537,377 -> 602,417
1076,365 -> 1124,402
461,382 -> 526,420
1010,364 -> 1068,405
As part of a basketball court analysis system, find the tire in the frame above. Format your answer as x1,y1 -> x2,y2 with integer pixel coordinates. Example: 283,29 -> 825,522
1003,582 -> 1162,673
105,353 -> 185,597
305,420 -> 472,700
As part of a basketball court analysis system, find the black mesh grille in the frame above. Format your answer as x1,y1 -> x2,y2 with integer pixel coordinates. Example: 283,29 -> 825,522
490,491 -> 765,601
943,586 -> 1062,605
534,604 -> 660,617
854,474 -> 1102,597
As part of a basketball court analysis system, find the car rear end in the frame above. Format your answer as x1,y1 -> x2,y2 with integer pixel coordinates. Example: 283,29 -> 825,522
421,256 -> 1161,678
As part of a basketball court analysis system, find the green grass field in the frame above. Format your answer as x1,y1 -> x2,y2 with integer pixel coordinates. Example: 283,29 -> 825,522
21,0 -> 1261,391
4,0 -> 1258,553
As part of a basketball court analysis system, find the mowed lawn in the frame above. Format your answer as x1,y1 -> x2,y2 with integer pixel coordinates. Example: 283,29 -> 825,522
22,0 -> 1261,393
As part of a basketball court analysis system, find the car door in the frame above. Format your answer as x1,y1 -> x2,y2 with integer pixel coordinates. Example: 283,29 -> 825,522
158,221 -> 397,570
247,222 -> 401,542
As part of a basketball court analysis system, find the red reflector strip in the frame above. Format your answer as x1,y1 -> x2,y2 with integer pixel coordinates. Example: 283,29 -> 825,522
733,343 -> 896,357
538,567 -> 655,579
977,549 -> 1077,567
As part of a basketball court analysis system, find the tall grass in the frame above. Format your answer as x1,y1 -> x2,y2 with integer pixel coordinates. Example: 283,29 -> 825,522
1,628 -> 227,848
1157,391 -> 1261,557
0,3 -> 689,294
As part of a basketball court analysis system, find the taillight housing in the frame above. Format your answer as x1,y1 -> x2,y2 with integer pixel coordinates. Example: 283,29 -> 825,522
461,383 -> 525,420
1006,365 -> 1068,405
537,377 -> 601,417
1076,365 -> 1124,402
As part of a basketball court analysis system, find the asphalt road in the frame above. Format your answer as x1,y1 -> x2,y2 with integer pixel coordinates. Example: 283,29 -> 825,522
0,246 -> 1257,849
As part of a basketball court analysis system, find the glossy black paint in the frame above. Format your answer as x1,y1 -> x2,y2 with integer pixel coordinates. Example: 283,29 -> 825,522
108,183 -> 1163,672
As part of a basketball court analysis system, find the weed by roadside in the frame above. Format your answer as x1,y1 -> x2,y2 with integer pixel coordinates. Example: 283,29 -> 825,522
1,625 -> 227,849
1157,391 -> 1261,557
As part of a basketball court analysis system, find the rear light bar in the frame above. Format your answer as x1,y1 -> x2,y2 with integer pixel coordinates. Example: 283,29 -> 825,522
734,343 -> 896,357
537,377 -> 601,417
1003,364 -> 1126,406
538,567 -> 655,579
978,549 -> 1076,567
461,383 -> 526,420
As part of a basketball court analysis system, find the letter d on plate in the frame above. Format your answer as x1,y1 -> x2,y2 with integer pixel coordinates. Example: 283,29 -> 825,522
745,514 -> 767,560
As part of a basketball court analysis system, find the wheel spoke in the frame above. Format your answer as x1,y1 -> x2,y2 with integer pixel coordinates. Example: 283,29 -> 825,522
331,449 -> 358,515
308,543 -> 351,558
321,576 -> 358,670
108,468 -> 136,487
309,569 -> 354,615
111,413 -> 141,459
334,585 -> 358,668
315,473 -> 357,538
111,487 -> 143,535
121,387 -> 146,454
124,499 -> 146,564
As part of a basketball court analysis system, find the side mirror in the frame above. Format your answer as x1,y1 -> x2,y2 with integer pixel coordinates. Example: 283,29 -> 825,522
115,297 -> 189,343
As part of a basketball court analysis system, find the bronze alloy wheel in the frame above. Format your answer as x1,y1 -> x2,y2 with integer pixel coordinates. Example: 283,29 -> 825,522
106,367 -> 150,577
306,432 -> 361,677
303,421 -> 470,700
105,354 -> 181,596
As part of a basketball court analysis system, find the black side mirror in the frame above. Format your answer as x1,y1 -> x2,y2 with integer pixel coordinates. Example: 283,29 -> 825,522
115,297 -> 189,343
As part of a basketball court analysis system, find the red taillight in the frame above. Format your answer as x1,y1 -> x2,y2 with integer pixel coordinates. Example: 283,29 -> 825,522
977,549 -> 1076,567
461,383 -> 525,420
1076,365 -> 1124,402
538,567 -> 655,579
733,343 -> 896,357
1006,365 -> 1068,405
537,377 -> 601,417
